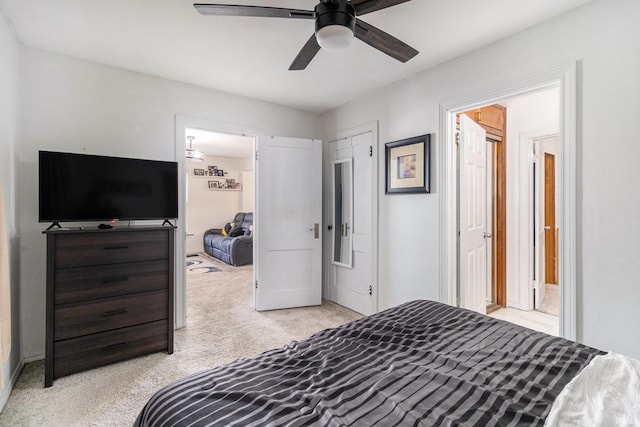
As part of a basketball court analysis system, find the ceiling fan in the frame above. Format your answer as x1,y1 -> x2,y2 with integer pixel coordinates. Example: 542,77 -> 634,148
193,0 -> 418,70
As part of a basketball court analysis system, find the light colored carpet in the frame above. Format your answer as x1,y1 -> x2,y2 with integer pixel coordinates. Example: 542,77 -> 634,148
0,257 -> 361,426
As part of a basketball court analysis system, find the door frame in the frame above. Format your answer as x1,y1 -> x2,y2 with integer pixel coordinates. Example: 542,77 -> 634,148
439,63 -> 577,340
323,121 -> 379,313
174,114 -> 260,329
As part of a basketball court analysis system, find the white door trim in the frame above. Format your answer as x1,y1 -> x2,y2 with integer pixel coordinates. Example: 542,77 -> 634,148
174,114 -> 260,329
324,121 -> 379,313
439,63 -> 577,340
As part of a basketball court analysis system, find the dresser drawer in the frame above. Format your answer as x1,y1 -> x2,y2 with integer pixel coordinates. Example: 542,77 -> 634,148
53,320 -> 168,379
54,230 -> 169,268
54,290 -> 167,341
54,260 -> 168,305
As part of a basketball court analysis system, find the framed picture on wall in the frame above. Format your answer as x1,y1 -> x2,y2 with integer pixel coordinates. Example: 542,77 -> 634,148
208,180 -> 219,189
193,168 -> 205,176
385,134 -> 430,194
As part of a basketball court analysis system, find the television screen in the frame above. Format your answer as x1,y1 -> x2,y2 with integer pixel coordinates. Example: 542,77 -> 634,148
39,151 -> 178,223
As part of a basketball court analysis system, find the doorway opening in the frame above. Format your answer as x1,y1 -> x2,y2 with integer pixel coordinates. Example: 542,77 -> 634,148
183,128 -> 255,326
440,64 -> 577,340
174,115 -> 259,329
457,88 -> 561,335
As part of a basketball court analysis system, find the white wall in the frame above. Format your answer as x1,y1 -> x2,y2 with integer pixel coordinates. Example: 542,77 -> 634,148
242,170 -> 254,213
0,10 -> 20,408
186,155 -> 251,255
17,47 -> 320,359
503,88 -> 560,310
321,0 -> 640,358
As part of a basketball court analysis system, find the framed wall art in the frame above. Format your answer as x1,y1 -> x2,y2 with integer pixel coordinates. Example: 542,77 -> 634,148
385,134 -> 430,194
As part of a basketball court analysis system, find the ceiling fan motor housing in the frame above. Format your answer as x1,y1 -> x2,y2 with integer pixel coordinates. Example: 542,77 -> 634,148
315,0 -> 356,46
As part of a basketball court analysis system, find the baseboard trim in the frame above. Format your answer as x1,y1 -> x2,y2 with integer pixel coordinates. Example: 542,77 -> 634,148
23,354 -> 44,364
0,359 -> 25,413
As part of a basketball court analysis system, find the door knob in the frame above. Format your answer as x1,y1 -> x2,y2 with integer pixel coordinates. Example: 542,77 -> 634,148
328,225 -> 333,230
483,232 -> 492,239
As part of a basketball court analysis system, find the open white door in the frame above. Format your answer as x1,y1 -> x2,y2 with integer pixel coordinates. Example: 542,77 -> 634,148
459,115 -> 488,315
534,141 -> 546,309
254,136 -> 322,311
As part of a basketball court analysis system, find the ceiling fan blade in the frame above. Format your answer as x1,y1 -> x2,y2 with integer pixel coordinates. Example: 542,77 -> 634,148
354,19 -> 418,63
350,0 -> 411,16
194,4 -> 315,19
289,34 -> 321,71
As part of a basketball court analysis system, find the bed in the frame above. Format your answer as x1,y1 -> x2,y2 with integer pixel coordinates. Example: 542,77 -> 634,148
133,300 -> 631,426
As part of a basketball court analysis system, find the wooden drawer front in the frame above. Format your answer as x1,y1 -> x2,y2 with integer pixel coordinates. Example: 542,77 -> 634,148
53,320 -> 168,379
54,230 -> 168,268
54,260 -> 168,305
54,290 -> 167,341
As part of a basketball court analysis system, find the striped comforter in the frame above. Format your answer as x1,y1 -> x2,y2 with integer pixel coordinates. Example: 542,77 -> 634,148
134,300 -> 602,426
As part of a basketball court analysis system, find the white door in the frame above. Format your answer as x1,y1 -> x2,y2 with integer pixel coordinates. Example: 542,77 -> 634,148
533,135 -> 559,309
459,115 -> 488,315
333,132 -> 375,315
534,141 -> 546,309
254,136 -> 322,311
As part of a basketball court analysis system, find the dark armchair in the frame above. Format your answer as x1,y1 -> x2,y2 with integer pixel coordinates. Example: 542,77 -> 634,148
203,212 -> 253,266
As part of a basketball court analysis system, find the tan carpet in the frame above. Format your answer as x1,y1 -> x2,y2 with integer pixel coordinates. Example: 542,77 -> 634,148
0,255 -> 361,426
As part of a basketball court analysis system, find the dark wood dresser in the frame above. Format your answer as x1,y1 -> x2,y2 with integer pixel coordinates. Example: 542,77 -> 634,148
43,226 -> 175,387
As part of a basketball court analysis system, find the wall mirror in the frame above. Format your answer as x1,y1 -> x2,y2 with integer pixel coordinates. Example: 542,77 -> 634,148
333,158 -> 353,267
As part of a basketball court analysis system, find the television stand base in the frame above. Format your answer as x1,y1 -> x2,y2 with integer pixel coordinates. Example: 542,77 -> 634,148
45,222 -> 62,231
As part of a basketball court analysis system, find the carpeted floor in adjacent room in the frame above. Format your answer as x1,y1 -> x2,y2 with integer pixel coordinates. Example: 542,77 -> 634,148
0,254 -> 361,426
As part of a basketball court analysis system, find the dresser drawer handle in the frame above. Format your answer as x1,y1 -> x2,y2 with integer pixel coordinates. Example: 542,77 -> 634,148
101,276 -> 129,284
102,308 -> 129,317
102,342 -> 128,352
103,245 -> 129,250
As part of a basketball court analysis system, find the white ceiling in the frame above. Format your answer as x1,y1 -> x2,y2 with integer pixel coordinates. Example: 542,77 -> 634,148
186,128 -> 254,158
0,0 -> 594,113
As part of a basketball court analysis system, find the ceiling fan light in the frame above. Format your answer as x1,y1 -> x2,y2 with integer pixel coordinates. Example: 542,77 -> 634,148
186,135 -> 205,161
186,148 -> 205,162
316,25 -> 354,51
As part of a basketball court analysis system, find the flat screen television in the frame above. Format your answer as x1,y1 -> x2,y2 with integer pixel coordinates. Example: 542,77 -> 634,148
39,151 -> 178,224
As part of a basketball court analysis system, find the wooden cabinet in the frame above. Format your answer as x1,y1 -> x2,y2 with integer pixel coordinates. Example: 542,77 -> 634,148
457,104 -> 506,139
44,226 -> 175,387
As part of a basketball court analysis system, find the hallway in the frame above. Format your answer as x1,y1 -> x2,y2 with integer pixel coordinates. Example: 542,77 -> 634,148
488,306 -> 559,336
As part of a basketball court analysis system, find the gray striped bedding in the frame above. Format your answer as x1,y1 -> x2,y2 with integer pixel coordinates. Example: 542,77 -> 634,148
133,300 -> 602,426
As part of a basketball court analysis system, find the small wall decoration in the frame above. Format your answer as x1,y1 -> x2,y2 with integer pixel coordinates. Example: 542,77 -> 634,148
207,179 -> 242,190
207,165 -> 218,176
385,134 -> 430,194
193,168 -> 205,176
215,169 -> 224,177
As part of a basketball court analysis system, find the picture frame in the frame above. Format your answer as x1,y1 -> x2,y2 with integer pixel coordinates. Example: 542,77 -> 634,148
385,134 -> 430,194
215,169 -> 224,177
208,180 -> 219,189
193,168 -> 205,176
